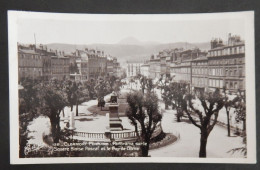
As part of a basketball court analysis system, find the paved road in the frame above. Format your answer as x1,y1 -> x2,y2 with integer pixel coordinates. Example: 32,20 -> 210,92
149,109 -> 245,158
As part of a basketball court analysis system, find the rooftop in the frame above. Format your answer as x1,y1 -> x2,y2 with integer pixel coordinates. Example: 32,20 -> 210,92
18,49 -> 39,55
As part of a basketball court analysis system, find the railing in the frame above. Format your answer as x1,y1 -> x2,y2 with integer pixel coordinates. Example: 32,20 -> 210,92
74,131 -> 105,139
73,123 -> 162,142
111,131 -> 137,139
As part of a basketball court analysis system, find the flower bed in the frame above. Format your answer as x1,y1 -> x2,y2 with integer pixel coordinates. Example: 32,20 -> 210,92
150,133 -> 178,150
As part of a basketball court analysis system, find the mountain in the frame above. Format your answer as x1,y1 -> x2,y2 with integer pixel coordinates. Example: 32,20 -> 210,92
45,41 -> 210,63
118,36 -> 143,45
118,36 -> 160,46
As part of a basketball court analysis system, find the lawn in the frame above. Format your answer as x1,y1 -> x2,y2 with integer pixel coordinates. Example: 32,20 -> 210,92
87,93 -> 129,116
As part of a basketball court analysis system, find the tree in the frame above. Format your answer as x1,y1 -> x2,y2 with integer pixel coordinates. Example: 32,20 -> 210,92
170,82 -> 189,122
130,78 -> 135,90
126,91 -> 162,157
85,79 -> 96,99
107,75 -> 117,92
64,80 -> 77,112
182,89 -> 224,157
233,90 -> 246,132
146,78 -> 154,94
95,78 -> 110,110
19,78 -> 40,157
139,75 -> 147,94
38,79 -> 68,143
75,82 -> 89,116
158,76 -> 173,109
228,90 -> 247,156
222,87 -> 239,137
65,80 -> 89,116
161,85 -> 172,109
113,79 -> 122,97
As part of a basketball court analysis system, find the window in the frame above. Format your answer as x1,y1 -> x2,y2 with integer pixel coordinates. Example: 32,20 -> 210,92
212,68 -> 215,76
242,46 -> 245,53
220,80 -> 223,88
234,70 -> 237,76
225,82 -> 229,88
230,82 -> 233,89
234,82 -> 238,89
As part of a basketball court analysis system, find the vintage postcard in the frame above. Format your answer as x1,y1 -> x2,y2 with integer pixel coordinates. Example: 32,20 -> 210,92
8,11 -> 256,164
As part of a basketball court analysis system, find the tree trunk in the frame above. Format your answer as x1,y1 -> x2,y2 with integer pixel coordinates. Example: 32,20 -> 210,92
19,137 -> 27,158
176,109 -> 182,122
165,104 -> 168,110
70,105 -> 73,111
50,112 -> 60,143
243,119 -> 246,132
140,144 -> 149,157
76,100 -> 79,116
226,109 -> 231,137
199,129 -> 208,158
177,115 -> 181,122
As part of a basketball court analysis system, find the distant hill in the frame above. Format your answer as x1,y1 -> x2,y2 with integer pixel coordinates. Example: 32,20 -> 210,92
117,36 -> 160,46
45,40 -> 210,63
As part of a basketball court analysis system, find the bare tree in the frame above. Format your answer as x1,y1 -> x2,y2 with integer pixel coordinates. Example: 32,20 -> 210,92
182,89 -> 224,157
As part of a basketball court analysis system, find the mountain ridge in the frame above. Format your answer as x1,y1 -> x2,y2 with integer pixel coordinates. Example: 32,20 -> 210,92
33,41 -> 211,63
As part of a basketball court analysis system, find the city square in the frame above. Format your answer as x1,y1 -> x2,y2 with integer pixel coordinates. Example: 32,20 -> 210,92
12,12 -> 252,160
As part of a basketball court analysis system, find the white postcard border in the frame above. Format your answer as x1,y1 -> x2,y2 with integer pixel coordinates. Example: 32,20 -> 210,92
8,10 -> 256,164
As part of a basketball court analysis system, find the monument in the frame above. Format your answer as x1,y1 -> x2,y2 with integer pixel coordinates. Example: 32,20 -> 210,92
108,92 -> 123,131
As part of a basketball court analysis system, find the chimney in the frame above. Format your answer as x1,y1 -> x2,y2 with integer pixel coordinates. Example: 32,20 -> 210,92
210,39 -> 218,49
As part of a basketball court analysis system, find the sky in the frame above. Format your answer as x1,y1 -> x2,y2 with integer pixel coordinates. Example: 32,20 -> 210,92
17,16 -> 245,45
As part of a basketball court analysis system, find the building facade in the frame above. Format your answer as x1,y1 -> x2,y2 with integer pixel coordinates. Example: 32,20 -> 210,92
50,55 -> 70,80
126,60 -> 143,77
18,44 -> 121,82
18,46 -> 43,82
140,63 -> 150,77
191,57 -> 208,92
88,49 -> 107,80
141,33 -> 245,94
149,56 -> 161,79
207,34 -> 245,92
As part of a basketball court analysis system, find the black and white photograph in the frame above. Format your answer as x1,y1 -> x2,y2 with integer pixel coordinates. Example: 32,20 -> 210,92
8,11 -> 255,164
